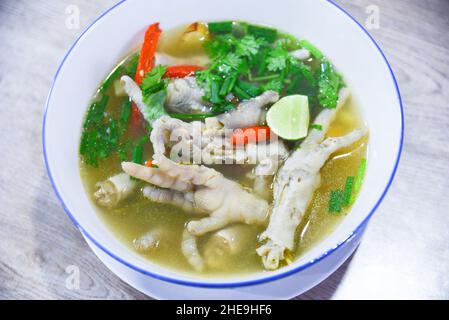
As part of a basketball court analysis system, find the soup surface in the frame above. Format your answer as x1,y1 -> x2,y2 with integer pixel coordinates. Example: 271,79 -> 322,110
79,21 -> 367,276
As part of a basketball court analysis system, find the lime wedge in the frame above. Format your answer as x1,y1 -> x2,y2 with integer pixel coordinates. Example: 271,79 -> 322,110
267,95 -> 310,140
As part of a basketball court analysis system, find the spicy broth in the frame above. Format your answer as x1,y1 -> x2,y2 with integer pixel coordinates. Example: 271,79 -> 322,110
79,23 -> 367,276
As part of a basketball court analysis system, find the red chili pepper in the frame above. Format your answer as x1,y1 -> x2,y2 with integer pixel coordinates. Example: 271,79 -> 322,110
131,23 -> 162,125
145,160 -> 153,167
135,23 -> 162,85
145,160 -> 159,168
164,65 -> 206,78
230,126 -> 271,145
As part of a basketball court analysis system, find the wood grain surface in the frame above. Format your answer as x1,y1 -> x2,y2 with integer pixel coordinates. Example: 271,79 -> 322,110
0,0 -> 448,300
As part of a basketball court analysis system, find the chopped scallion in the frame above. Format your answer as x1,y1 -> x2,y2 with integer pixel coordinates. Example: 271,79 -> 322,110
329,190 -> 343,213
132,145 -> 143,165
119,99 -> 132,133
350,158 -> 367,204
247,24 -> 277,43
219,75 -> 237,96
83,95 -> 109,129
236,80 -> 261,97
208,21 -> 233,34
210,102 -> 235,114
250,74 -> 280,82
342,176 -> 355,207
124,53 -> 139,77
329,159 -> 367,213
210,80 -> 222,104
232,85 -> 251,100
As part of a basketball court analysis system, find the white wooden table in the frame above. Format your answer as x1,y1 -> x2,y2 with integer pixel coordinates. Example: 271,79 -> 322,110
1,0 -> 448,299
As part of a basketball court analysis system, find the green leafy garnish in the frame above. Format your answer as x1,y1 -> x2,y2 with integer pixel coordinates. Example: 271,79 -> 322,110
318,59 -> 344,109
99,52 -> 141,93
310,124 -> 323,130
246,24 -> 277,43
329,175 -> 354,214
198,21 -> 345,117
277,32 -> 302,51
235,80 -> 261,97
208,21 -> 234,34
81,56 -> 164,167
219,75 -> 237,96
80,95 -> 120,167
329,158 -> 367,213
232,85 -> 251,100
210,79 -> 221,104
138,65 -> 169,127
141,65 -> 168,96
235,35 -> 264,58
118,140 -> 131,161
83,95 -> 109,129
262,78 -> 283,93
266,46 -> 291,72
141,90 -> 168,128
132,145 -> 143,165
169,113 -> 218,120
251,47 -> 269,76
350,158 -> 367,204
80,91 -> 151,167
199,24 -> 305,109
342,176 -> 355,206
297,63 -> 316,86
124,53 -> 139,77
210,102 -> 235,114
119,99 -> 132,134
329,190 -> 344,213
203,34 -> 235,60
131,136 -> 148,165
221,53 -> 244,73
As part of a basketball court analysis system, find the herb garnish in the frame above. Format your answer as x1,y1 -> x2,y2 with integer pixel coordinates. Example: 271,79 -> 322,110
197,22 -> 342,113
329,158 -> 367,213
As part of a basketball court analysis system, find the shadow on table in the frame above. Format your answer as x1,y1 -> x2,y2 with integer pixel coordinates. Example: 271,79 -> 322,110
28,173 -> 150,299
294,251 -> 356,300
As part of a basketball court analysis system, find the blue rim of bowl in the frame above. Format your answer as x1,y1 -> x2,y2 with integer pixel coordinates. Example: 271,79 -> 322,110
43,0 -> 404,288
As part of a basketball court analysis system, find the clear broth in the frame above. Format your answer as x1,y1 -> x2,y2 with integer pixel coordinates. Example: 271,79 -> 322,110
79,24 -> 367,276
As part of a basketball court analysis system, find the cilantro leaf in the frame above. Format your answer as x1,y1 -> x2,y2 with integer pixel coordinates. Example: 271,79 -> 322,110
266,46 -> 290,72
276,32 -> 302,51
262,78 -> 283,93
223,53 -> 243,71
235,35 -> 261,58
141,65 -> 167,95
195,69 -> 213,100
204,35 -> 235,59
139,65 -> 169,127
142,90 -> 168,127
195,69 -> 224,103
199,21 -> 339,115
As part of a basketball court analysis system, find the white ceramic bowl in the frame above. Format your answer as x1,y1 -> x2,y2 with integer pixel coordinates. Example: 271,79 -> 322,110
43,0 -> 403,297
